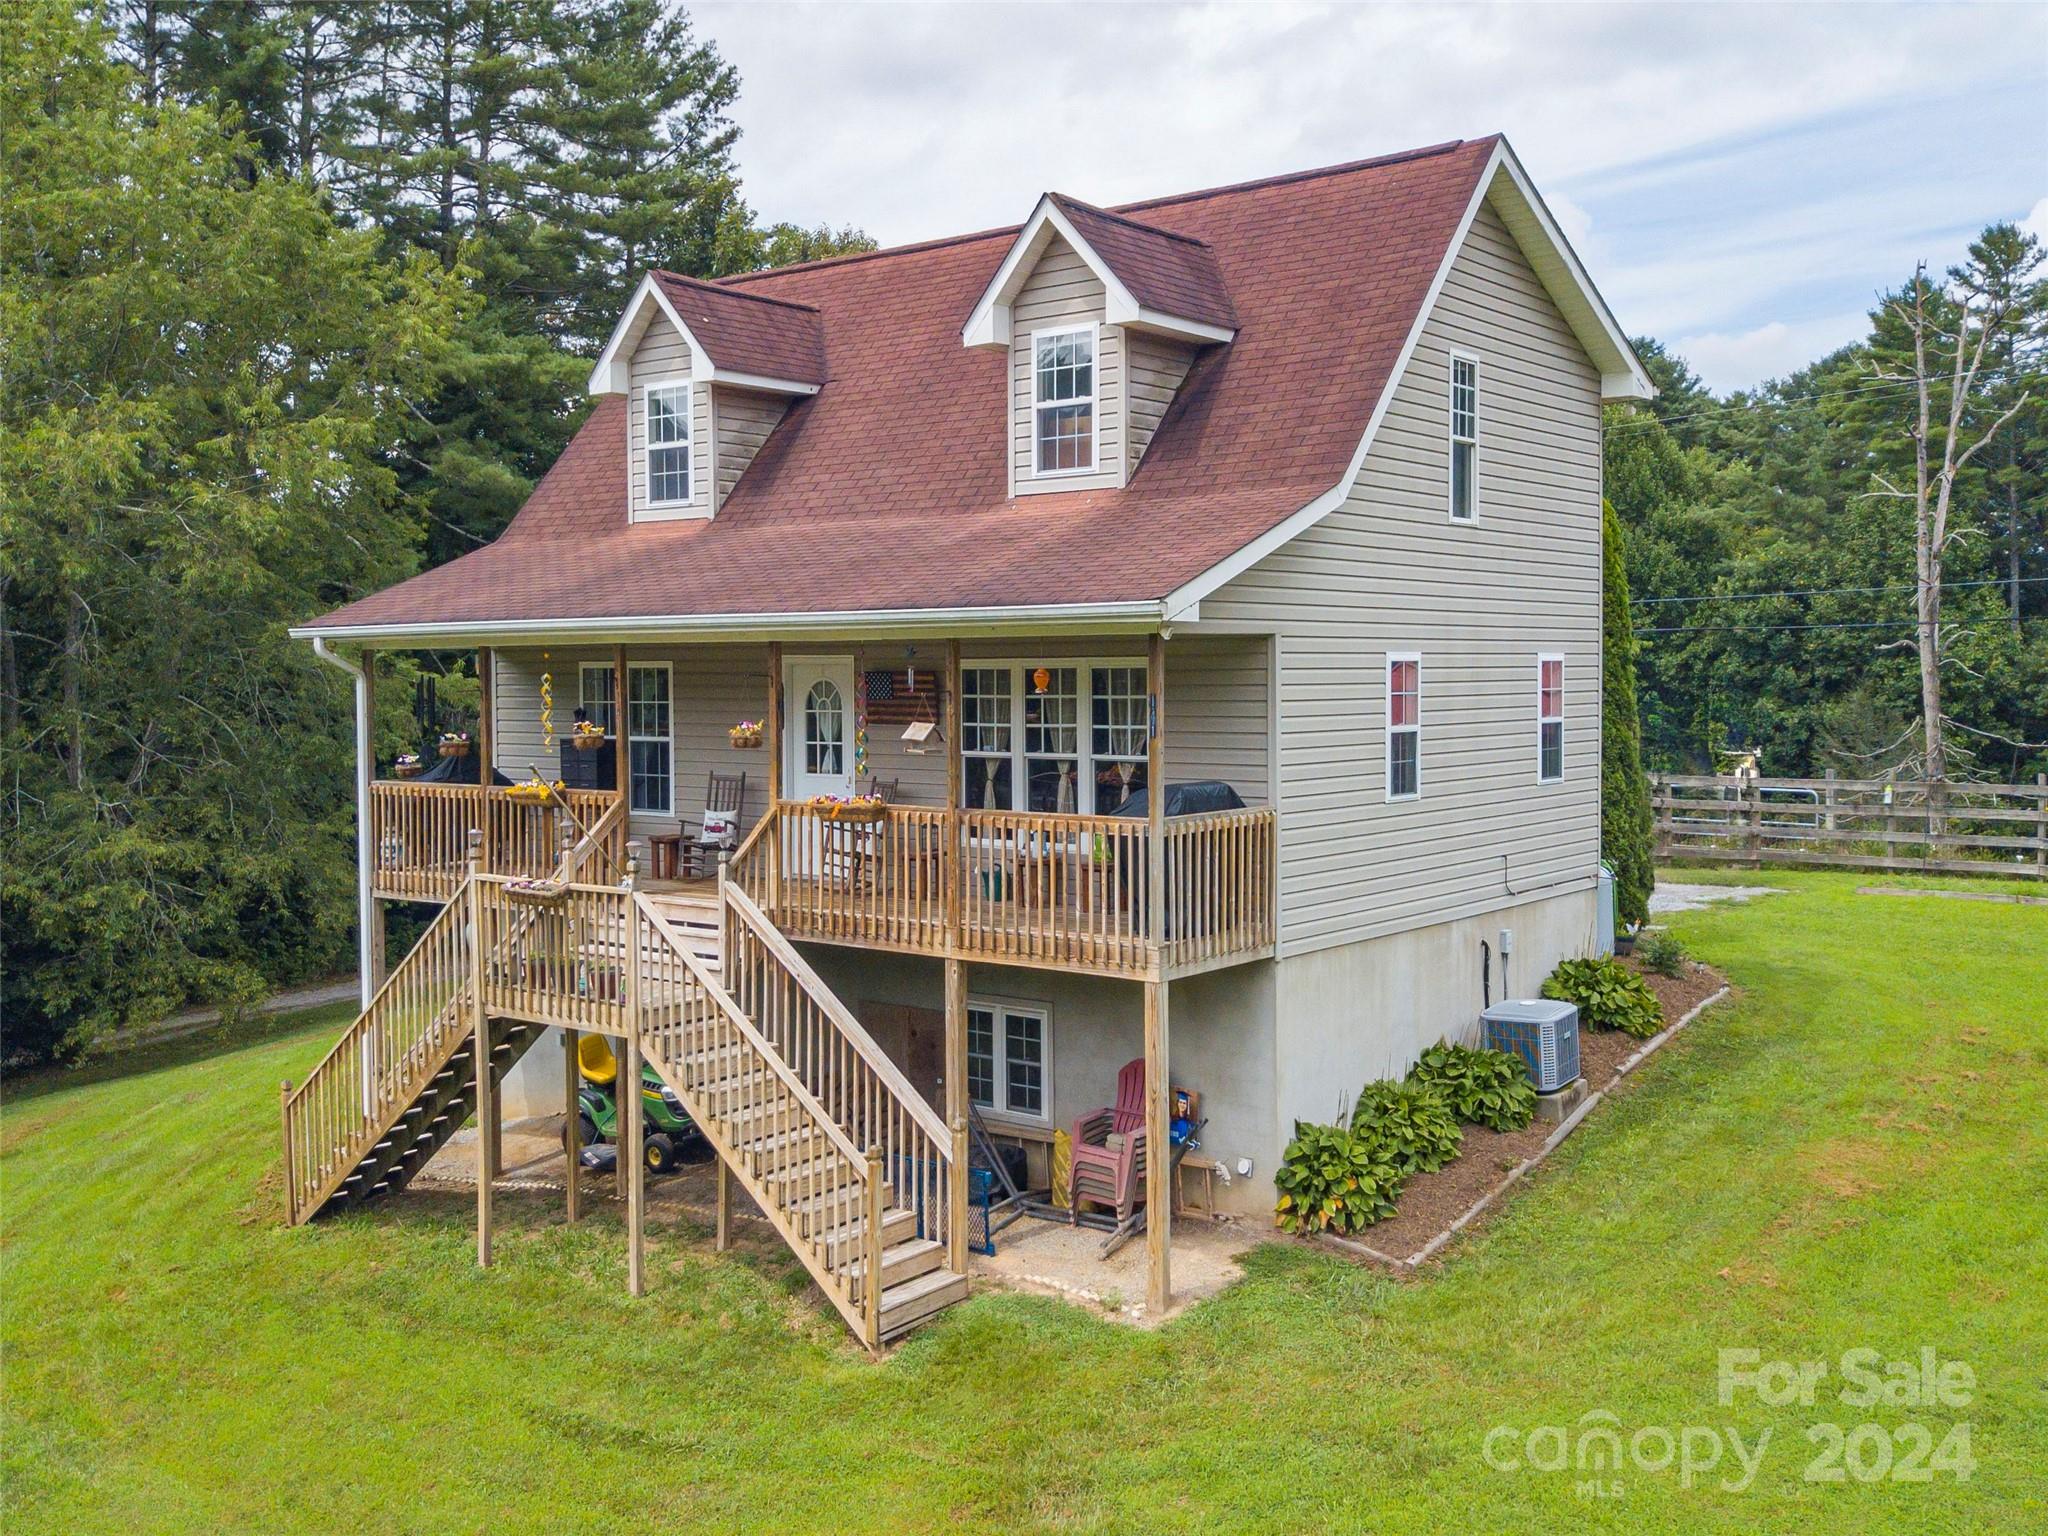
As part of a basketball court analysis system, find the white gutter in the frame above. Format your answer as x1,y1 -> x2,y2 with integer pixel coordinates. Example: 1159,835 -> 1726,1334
289,598 -> 1175,649
312,637 -> 376,1012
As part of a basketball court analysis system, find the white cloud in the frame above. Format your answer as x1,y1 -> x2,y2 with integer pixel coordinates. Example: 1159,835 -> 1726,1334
1672,312 -> 1872,390
689,1 -> 2047,391
2023,196 -> 2048,245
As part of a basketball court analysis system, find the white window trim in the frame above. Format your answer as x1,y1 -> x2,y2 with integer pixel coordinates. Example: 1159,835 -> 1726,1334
577,662 -> 617,737
640,375 -> 695,515
966,993 -> 1052,1127
1386,651 -> 1421,803
625,660 -> 675,816
1536,651 -> 1565,785
955,656 -> 1152,816
1030,323 -> 1099,478
1448,349 -> 1479,524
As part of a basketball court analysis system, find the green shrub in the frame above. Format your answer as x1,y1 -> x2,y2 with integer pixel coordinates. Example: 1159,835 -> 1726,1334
1274,1120 -> 1405,1234
1637,930 -> 1688,978
1350,1080 -> 1463,1174
1409,1041 -> 1537,1132
1543,956 -> 1664,1039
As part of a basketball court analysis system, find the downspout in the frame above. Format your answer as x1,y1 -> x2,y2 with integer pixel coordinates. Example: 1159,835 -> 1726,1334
313,637 -> 377,1011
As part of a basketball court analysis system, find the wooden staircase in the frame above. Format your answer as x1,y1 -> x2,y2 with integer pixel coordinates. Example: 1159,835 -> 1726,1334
283,840 -> 969,1349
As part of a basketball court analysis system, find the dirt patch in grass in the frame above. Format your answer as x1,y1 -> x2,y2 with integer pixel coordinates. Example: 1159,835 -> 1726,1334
1357,961 -> 1729,1263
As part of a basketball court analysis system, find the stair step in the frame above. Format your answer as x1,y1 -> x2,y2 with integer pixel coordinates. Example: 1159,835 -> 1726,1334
848,1237 -> 946,1290
879,1268 -> 969,1340
813,1203 -> 917,1260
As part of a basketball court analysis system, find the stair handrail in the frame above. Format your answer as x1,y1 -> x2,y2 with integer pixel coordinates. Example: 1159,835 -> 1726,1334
632,893 -> 868,1171
722,882 -> 953,1155
556,793 -> 627,885
722,801 -> 777,892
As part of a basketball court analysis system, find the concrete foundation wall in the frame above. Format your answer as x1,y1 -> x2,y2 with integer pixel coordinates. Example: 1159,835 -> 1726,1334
1269,883 -> 1598,1165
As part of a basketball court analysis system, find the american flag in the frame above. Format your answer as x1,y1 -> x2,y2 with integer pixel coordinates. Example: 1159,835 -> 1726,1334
862,669 -> 940,724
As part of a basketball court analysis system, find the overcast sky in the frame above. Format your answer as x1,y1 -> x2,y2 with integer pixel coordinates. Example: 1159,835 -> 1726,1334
695,1 -> 2048,394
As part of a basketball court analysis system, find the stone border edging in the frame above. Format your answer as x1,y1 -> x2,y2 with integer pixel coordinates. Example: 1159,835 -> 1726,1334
1316,984 -> 1733,1272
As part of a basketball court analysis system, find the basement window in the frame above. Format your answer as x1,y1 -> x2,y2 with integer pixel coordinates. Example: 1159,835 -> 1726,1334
966,999 -> 1049,1122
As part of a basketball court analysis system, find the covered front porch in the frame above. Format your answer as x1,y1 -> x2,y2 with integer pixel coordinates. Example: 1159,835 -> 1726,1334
342,625 -> 1277,1315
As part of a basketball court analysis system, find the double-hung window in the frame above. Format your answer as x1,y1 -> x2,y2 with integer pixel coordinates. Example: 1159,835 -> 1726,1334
1090,665 -> 1149,813
626,663 -> 672,814
1537,654 -> 1564,783
966,999 -> 1048,1121
578,663 -> 615,736
960,667 -> 1015,810
1386,654 -> 1420,800
1034,327 -> 1096,474
1449,354 -> 1478,521
645,381 -> 691,506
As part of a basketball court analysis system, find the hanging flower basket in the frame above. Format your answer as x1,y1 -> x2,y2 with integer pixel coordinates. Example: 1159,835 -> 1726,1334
392,753 -> 423,780
504,779 -> 564,804
810,793 -> 887,824
438,731 -> 472,759
729,720 -> 764,749
571,722 -> 606,752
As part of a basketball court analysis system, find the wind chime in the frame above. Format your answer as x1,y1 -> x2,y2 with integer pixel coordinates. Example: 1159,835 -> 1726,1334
539,649 -> 555,749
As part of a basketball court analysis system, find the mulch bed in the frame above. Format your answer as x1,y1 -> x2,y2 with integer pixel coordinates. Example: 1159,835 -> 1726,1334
1353,956 -> 1730,1263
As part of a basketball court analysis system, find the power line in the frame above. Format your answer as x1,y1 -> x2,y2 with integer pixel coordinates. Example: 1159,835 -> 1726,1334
1600,360 -> 2043,437
1635,575 -> 2048,606
1638,615 -> 2041,637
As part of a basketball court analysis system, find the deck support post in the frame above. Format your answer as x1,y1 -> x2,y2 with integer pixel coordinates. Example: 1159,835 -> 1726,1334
563,1026 -> 581,1223
715,1160 -> 733,1252
943,640 -> 962,949
944,956 -> 968,1271
467,828 -> 492,1269
1144,631 -> 1171,1315
766,642 -> 784,907
623,841 -> 645,1297
1144,979 -> 1171,1314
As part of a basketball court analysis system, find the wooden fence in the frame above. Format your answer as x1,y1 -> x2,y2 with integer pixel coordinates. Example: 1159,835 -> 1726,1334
1652,772 -> 2048,879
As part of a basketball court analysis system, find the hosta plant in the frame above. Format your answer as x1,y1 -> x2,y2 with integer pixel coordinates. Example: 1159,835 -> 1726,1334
1409,1041 -> 1537,1132
1543,956 -> 1664,1039
1350,1079 -> 1463,1174
1274,1120 -> 1405,1234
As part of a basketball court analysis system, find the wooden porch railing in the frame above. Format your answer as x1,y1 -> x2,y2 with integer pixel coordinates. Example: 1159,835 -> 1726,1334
369,782 -> 623,901
728,800 -> 1278,977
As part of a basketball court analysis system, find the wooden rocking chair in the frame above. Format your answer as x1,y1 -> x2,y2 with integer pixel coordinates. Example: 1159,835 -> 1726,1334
1068,1057 -> 1148,1229
680,771 -> 747,877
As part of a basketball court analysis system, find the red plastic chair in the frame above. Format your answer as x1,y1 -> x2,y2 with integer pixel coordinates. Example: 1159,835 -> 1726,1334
1069,1058 -> 1148,1224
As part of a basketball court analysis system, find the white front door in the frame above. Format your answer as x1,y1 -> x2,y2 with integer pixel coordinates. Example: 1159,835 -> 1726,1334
785,656 -> 856,802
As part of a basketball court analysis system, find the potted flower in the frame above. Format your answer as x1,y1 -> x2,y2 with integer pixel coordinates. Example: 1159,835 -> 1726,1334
504,778 -> 564,804
392,752 -> 423,780
438,730 -> 471,759
730,719 -> 764,749
571,718 -> 606,752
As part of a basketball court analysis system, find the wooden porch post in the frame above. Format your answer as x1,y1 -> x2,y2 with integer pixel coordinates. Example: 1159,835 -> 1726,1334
612,645 -> 630,798
766,642 -> 784,905
1145,631 -> 1171,1314
944,640 -> 961,947
623,841 -> 644,1297
944,957 -> 968,1271
562,1027 -> 581,1223
715,1161 -> 733,1252
476,646 -> 494,783
359,651 -> 379,1003
467,828 -> 492,1269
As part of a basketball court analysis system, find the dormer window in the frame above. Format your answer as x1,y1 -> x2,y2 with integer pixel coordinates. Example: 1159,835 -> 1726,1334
646,380 -> 691,505
1034,326 -> 1096,474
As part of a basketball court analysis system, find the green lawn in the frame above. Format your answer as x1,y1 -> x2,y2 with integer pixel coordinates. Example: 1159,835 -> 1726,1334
5,871 -> 2043,1533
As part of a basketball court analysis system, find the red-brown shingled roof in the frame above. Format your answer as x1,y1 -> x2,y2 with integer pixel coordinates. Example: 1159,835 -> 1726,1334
650,271 -> 826,385
306,137 -> 1499,631
1046,194 -> 1237,332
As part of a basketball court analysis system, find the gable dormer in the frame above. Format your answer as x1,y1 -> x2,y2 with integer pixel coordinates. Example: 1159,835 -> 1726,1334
590,272 -> 825,522
963,193 -> 1236,497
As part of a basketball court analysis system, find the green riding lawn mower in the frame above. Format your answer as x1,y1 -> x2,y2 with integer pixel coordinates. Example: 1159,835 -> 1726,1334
567,1034 -> 704,1174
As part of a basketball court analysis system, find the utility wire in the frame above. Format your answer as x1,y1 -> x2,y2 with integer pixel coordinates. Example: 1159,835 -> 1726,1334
1635,575 -> 2048,606
1638,615 -> 2040,636
1600,360 -> 2043,436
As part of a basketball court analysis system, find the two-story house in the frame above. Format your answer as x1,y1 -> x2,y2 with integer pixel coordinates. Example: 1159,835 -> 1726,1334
285,134 -> 1651,1348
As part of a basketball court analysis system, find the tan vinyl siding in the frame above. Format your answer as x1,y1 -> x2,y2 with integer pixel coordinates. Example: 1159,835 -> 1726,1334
1200,198 -> 1604,954
1009,236 -> 1123,496
1125,331 -> 1197,476
713,386 -> 788,510
1166,635 -> 1271,807
627,315 -> 712,520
